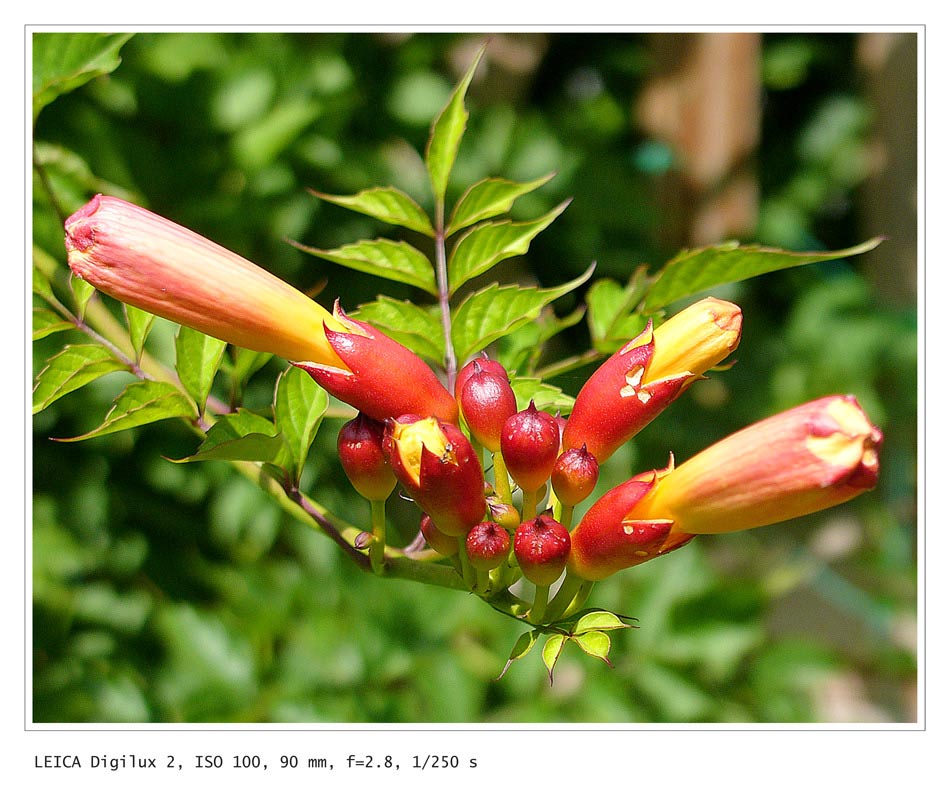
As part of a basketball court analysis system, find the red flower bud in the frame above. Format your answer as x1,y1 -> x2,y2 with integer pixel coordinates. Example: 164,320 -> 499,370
500,401 -> 561,494
456,359 -> 518,452
384,416 -> 486,536
551,445 -> 600,506
336,414 -> 396,501
454,356 -> 509,399
514,514 -> 571,586
465,521 -> 512,571
486,496 -> 521,530
420,514 -> 459,557
297,302 -> 458,425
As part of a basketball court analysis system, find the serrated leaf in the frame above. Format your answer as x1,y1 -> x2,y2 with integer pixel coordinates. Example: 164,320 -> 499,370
509,377 -> 575,415
572,630 -> 612,664
274,366 -> 329,484
447,172 -> 555,236
310,186 -> 433,236
448,200 -> 570,293
55,381 -> 195,442
171,410 -> 283,464
451,263 -> 594,363
32,344 -> 127,414
293,238 -> 437,295
574,610 -> 632,634
32,308 -> 73,341
542,633 -> 567,684
32,259 -> 61,307
125,305 -> 155,359
494,630 -> 539,680
425,46 -> 485,206
175,327 -> 227,415
642,237 -> 885,313
351,298 -> 445,365
32,32 -> 134,123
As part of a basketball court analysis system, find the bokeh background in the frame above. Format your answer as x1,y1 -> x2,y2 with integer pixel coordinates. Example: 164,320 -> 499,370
31,31 -> 917,723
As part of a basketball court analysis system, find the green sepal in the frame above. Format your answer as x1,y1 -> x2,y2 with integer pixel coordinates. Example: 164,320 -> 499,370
572,630 -> 612,665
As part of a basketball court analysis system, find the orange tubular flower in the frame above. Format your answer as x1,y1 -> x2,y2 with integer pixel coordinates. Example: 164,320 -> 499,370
383,416 -> 486,537
65,195 -> 347,367
568,395 -> 882,581
561,297 -> 742,463
296,302 -> 458,424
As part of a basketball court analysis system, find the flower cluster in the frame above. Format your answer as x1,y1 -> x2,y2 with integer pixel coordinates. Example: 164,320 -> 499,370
64,195 -> 883,626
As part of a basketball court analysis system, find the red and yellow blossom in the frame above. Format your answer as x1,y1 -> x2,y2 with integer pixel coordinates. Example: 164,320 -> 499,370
65,194 -> 347,367
562,297 -> 742,462
568,395 -> 882,581
383,416 -> 486,537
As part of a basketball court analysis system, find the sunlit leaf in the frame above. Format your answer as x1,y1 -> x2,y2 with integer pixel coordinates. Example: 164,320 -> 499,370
171,410 -> 283,464
451,264 -> 594,363
351,297 -> 445,365
55,381 -> 195,442
510,377 -> 575,414
447,172 -> 555,236
642,237 -> 885,313
586,271 -> 650,352
274,366 -> 329,485
175,327 -> 227,415
125,305 -> 155,359
448,200 -> 570,293
494,630 -> 539,680
292,238 -> 437,295
542,633 -> 567,684
32,343 -> 127,413
574,610 -> 632,634
69,273 -> 96,318
572,630 -> 612,664
32,32 -> 134,122
310,186 -> 433,236
425,45 -> 485,207
32,308 -> 73,341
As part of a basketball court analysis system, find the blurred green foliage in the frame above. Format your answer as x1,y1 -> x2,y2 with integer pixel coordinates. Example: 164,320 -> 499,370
32,31 -> 916,722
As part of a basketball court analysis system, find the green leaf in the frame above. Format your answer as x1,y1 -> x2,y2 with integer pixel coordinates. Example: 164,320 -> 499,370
642,237 -> 885,313
33,344 -> 127,414
310,187 -> 433,236
448,199 -> 570,293
542,633 -> 567,684
351,298 -> 445,365
125,305 -> 155,359
274,366 -> 329,484
586,272 -> 650,352
447,172 -> 555,236
32,256 -> 61,308
574,610 -> 632,634
292,238 -> 437,295
172,410 -> 283,464
32,32 -> 134,123
32,308 -> 73,341
509,377 -> 575,415
175,327 -> 227,415
55,381 -> 195,442
572,630 -> 612,664
494,630 -> 539,680
451,263 -> 594,363
425,46 -> 485,206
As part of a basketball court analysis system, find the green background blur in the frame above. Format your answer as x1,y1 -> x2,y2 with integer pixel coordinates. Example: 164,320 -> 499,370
31,31 -> 917,723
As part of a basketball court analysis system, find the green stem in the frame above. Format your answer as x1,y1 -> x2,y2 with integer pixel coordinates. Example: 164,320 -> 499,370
559,504 -> 575,530
521,486 -> 538,520
544,573 -> 586,622
433,199 -> 457,391
369,498 -> 387,575
492,451 -> 513,504
457,535 -> 476,590
528,583 -> 551,625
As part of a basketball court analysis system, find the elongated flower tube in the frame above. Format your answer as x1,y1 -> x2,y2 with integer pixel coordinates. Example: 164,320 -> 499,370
562,297 -> 742,463
296,302 -> 459,424
384,416 -> 486,536
65,194 -> 347,367
568,395 -> 882,581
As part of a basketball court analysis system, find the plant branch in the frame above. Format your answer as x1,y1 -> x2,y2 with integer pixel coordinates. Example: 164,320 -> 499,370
433,199 -> 458,390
